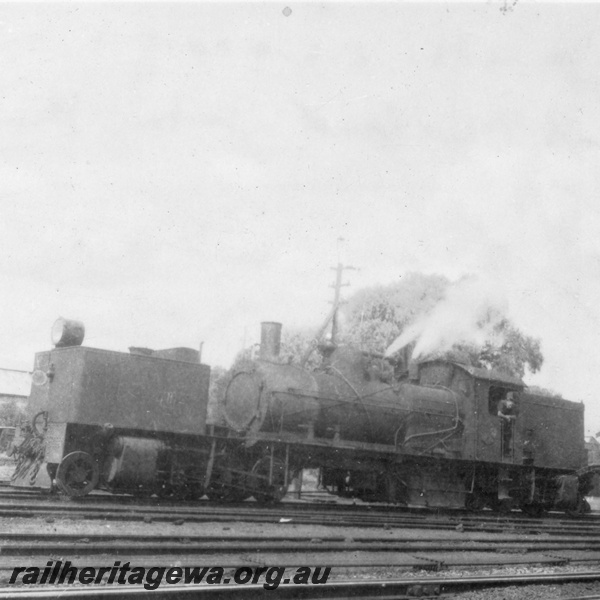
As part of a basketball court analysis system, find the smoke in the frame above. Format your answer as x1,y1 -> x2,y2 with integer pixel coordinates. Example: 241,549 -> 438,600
384,276 -> 508,360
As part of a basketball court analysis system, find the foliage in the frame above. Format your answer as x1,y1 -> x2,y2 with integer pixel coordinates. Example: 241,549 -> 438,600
340,272 -> 449,353
340,273 -> 544,379
475,319 -> 544,378
0,399 -> 27,428
527,385 -> 563,399
208,271 -> 548,405
279,329 -> 323,370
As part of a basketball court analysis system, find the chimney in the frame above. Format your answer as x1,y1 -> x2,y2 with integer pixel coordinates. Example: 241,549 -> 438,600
259,322 -> 282,360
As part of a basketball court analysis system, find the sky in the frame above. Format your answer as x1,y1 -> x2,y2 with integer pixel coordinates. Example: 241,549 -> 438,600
1,2 -> 600,430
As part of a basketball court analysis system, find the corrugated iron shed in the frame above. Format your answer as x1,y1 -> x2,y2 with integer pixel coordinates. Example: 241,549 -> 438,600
0,368 -> 31,397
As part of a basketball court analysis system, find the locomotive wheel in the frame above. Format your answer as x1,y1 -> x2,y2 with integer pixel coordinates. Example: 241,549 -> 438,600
132,486 -> 155,499
156,484 -> 175,499
55,451 -> 99,498
207,463 -> 250,503
520,502 -> 544,517
185,480 -> 205,501
496,498 -> 514,514
566,496 -> 591,517
250,457 -> 287,504
207,483 -> 247,503
465,491 -> 486,512
385,470 -> 408,505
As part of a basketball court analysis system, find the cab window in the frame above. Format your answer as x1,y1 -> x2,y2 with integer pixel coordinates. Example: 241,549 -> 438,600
488,385 -> 508,415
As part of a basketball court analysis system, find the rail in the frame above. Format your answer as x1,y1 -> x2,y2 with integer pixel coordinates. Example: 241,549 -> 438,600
2,572 -> 600,599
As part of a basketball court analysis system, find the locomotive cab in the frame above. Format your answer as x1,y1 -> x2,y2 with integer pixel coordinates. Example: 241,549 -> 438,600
334,357 -> 588,514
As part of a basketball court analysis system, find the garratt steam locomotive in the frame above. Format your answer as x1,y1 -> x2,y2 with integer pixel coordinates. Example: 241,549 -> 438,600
11,318 -> 592,515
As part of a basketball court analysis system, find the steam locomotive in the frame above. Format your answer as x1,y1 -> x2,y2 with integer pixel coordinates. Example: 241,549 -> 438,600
10,318 -> 593,515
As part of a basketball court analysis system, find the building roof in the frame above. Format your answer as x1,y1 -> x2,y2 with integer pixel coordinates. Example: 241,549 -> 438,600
0,368 -> 31,397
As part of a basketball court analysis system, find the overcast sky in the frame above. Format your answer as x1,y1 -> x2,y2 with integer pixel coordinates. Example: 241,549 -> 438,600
2,2 -> 600,430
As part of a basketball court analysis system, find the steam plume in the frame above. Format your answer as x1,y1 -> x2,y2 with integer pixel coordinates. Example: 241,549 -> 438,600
384,276 -> 508,360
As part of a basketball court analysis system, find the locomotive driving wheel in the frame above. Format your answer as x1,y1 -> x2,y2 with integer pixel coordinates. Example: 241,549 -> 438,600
207,457 -> 251,503
207,473 -> 248,502
566,496 -> 591,517
520,502 -> 545,517
465,491 -> 486,512
55,451 -> 99,498
250,456 -> 287,503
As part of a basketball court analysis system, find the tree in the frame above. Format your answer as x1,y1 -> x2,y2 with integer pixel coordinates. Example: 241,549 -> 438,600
210,271 -> 545,397
341,273 -> 448,354
340,272 -> 544,379
279,329 -> 323,370
475,319 -> 543,378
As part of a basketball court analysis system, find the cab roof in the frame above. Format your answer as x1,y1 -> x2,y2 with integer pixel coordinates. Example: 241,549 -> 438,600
420,359 -> 525,389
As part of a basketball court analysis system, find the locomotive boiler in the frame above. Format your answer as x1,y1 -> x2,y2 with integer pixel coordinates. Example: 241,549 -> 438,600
220,322 -> 589,513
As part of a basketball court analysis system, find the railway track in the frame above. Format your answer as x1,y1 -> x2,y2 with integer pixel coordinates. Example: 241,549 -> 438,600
0,522 -> 600,579
2,483 -> 600,598
0,531 -> 600,568
0,535 -> 597,557
1,571 -> 600,599
1,483 -> 600,537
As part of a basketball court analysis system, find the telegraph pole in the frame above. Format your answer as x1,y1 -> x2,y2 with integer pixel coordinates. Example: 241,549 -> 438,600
330,262 -> 357,344
300,262 -> 357,365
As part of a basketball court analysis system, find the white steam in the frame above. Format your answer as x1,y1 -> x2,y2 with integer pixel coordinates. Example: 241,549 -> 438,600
384,276 -> 508,360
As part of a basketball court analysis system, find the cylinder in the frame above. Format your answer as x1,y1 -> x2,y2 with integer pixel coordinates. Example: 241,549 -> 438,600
51,318 -> 85,348
259,322 -> 282,360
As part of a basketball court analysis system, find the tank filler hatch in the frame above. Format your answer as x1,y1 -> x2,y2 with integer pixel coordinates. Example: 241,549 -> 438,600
51,318 -> 85,348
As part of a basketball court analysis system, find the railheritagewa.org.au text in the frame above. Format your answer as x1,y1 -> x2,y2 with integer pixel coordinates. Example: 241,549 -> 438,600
9,561 -> 332,591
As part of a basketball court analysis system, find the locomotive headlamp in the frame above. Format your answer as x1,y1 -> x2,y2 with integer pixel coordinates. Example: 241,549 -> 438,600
51,318 -> 85,348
